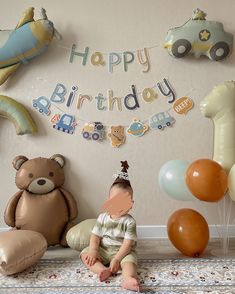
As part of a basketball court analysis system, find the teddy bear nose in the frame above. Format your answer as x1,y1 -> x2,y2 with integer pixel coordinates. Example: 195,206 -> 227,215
37,179 -> 46,185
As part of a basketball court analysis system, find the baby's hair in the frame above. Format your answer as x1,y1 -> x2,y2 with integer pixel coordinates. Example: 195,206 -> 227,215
110,182 -> 133,196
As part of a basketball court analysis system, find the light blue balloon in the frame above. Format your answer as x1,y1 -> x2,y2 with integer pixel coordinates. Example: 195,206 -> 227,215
158,159 -> 195,201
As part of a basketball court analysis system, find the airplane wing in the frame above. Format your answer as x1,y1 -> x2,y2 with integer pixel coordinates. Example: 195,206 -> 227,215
15,7 -> 34,29
0,63 -> 20,85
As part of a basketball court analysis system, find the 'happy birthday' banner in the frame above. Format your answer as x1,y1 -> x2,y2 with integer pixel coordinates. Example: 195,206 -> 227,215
69,44 -> 153,73
32,78 -> 194,147
34,78 -> 175,112
31,42 -> 195,146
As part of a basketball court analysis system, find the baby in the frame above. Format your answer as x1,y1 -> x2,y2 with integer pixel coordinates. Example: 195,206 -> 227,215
80,161 -> 140,292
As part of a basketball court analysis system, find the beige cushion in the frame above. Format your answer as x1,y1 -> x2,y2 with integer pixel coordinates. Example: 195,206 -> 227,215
0,230 -> 47,275
66,219 -> 96,251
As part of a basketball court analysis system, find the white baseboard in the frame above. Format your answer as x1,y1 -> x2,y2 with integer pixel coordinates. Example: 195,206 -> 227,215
1,225 -> 235,239
137,225 -> 235,239
0,227 -> 8,232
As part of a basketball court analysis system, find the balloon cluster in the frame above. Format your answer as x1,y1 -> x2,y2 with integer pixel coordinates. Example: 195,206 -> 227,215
159,81 -> 235,257
159,158 -> 228,257
159,158 -> 228,202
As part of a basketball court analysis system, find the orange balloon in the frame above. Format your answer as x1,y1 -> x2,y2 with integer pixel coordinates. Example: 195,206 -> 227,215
186,159 -> 228,202
167,209 -> 209,257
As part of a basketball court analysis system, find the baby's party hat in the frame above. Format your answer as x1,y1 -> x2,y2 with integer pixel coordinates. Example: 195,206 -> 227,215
112,161 -> 131,187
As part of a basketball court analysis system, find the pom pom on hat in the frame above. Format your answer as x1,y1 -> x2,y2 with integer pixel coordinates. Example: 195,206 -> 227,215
112,160 -> 131,187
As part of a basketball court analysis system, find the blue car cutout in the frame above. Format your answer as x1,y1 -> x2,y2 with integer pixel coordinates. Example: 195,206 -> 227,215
149,112 -> 175,130
33,96 -> 51,115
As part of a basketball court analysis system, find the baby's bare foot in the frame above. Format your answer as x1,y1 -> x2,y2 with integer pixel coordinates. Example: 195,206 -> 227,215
98,268 -> 111,282
122,277 -> 140,292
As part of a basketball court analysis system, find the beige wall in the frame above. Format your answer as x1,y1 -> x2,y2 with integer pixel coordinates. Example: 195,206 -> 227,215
0,0 -> 235,228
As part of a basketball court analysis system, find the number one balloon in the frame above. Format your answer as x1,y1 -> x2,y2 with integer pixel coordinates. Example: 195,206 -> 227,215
200,81 -> 235,256
200,81 -> 235,173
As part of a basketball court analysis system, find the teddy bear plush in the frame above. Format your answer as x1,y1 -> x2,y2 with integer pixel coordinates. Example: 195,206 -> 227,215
4,154 -> 78,247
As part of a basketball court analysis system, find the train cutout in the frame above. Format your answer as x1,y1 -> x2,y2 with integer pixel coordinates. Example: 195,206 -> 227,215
82,122 -> 105,141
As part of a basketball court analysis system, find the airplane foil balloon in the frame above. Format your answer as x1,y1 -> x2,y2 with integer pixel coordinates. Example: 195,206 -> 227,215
0,7 -> 62,85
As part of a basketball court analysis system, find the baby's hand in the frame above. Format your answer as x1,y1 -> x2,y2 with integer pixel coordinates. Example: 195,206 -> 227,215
109,258 -> 120,273
85,249 -> 101,266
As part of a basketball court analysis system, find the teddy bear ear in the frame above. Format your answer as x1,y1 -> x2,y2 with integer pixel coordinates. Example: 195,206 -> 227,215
50,154 -> 65,168
12,156 -> 29,170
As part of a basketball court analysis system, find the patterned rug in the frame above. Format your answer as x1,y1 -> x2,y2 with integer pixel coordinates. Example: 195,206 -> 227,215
0,258 -> 235,294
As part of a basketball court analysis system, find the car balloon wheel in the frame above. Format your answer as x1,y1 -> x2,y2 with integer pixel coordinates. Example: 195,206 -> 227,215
171,39 -> 192,58
209,42 -> 230,61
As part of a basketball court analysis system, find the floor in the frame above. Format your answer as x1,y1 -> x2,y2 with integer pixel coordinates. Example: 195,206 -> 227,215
42,238 -> 235,260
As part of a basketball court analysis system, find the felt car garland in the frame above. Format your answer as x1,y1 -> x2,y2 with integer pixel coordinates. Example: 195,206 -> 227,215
32,80 -> 194,147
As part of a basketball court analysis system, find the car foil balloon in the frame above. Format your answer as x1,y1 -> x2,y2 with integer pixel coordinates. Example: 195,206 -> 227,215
164,8 -> 233,61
